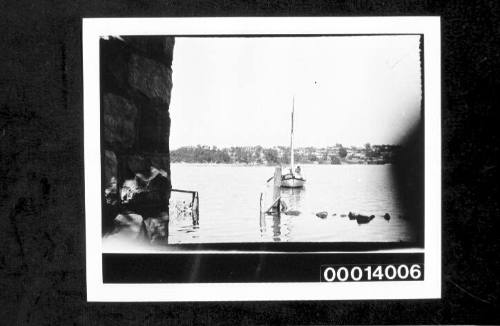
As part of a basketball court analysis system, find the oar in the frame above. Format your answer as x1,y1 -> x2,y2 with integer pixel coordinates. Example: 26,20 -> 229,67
266,176 -> 274,183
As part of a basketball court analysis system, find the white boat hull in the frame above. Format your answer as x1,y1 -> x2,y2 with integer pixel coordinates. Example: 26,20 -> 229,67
281,174 -> 305,188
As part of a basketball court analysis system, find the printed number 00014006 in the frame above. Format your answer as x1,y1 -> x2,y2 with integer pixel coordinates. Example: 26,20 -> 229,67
321,264 -> 423,282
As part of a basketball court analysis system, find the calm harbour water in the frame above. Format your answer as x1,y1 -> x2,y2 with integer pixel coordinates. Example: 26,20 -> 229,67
168,163 -> 415,244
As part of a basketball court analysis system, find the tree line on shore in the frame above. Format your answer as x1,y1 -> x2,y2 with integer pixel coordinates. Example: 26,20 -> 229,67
170,144 -> 401,165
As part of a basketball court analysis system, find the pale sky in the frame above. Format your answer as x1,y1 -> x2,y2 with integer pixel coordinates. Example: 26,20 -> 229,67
169,35 -> 422,149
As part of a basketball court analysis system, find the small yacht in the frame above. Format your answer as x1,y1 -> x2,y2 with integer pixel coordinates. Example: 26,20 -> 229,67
281,97 -> 305,188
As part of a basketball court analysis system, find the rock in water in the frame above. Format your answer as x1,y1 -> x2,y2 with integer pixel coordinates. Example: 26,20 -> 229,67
316,211 -> 328,219
348,212 -> 356,220
340,214 -> 347,217
285,210 -> 301,216
384,213 -> 391,221
355,214 -> 376,225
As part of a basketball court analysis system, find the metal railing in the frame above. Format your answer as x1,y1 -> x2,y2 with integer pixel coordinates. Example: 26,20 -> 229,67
171,188 -> 199,225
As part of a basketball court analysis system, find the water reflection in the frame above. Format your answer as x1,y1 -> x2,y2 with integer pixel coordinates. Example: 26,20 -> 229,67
266,187 -> 306,241
272,215 -> 281,241
280,187 -> 305,211
270,212 -> 296,242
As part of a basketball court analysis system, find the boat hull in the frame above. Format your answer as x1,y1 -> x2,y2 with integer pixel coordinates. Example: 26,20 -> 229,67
281,174 -> 306,188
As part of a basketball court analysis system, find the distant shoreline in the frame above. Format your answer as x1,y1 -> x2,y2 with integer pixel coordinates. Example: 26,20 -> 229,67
170,162 -> 391,166
170,144 -> 399,165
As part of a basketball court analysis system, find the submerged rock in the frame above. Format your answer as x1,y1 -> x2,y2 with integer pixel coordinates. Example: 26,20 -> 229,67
285,210 -> 301,216
347,212 -> 376,224
355,214 -> 375,225
340,214 -> 347,217
316,211 -> 328,219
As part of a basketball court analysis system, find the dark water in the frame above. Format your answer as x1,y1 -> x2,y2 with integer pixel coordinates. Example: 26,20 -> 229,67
168,163 -> 415,243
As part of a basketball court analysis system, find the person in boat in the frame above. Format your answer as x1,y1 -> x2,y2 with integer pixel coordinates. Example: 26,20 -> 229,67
295,166 -> 301,175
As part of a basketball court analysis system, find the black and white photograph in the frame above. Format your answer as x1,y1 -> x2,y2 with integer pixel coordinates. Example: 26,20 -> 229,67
101,34 -> 423,248
83,17 -> 441,301
6,0 -> 500,323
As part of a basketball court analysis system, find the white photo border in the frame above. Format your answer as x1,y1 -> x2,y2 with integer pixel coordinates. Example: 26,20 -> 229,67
83,17 -> 441,301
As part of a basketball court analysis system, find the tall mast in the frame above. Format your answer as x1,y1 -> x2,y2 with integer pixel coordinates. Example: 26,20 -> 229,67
290,96 -> 295,173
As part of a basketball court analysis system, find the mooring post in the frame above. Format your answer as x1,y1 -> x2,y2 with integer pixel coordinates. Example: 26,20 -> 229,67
273,166 -> 282,190
192,191 -> 199,225
277,198 -> 281,217
259,192 -> 266,231
273,166 -> 281,215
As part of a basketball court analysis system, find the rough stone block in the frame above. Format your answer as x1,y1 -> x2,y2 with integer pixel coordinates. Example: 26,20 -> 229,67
128,53 -> 172,105
143,215 -> 169,243
104,150 -> 117,183
124,154 -> 149,174
123,36 -> 175,66
103,93 -> 137,149
114,213 -> 144,235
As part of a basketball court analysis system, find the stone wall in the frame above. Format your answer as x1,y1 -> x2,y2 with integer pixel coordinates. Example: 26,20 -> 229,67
100,36 -> 174,242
